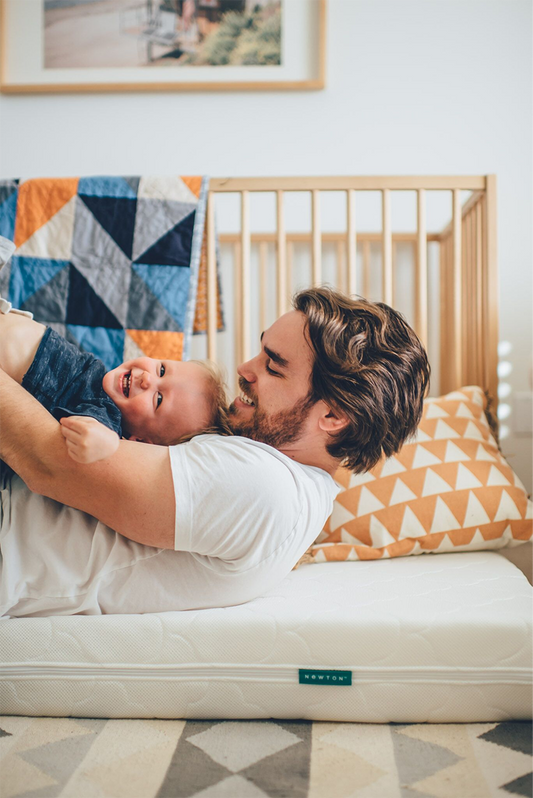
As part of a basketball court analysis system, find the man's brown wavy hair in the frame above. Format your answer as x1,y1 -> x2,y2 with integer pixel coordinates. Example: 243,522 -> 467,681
293,287 -> 431,474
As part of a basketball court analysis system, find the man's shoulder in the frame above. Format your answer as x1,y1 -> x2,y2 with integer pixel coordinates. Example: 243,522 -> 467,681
176,433 -> 294,463
174,433 -> 289,465
172,434 -> 335,491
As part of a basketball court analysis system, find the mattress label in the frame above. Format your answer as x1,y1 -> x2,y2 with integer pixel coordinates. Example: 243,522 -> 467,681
299,669 -> 352,686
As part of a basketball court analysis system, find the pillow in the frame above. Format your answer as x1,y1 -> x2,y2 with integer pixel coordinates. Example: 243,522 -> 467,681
301,386 -> 532,565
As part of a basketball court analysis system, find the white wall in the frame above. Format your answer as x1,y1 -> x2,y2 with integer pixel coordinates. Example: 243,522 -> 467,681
0,0 -> 531,490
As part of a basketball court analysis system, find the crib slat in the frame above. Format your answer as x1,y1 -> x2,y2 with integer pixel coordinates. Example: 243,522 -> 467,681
470,204 -> 477,383
447,231 -> 454,393
234,241 -> 242,368
452,189 -> 462,388
461,212 -> 467,383
259,241 -> 268,333
363,240 -> 370,298
476,201 -> 484,384
382,189 -> 393,304
347,189 -> 356,295
485,175 -> 499,409
312,189 -> 322,286
392,241 -> 397,307
481,196 -> 488,392
241,191 -> 251,363
467,206 -> 475,382
439,238 -> 446,393
287,240 -> 294,306
276,190 -> 287,317
336,240 -> 345,292
440,233 -> 453,394
416,189 -> 428,348
206,190 -> 217,362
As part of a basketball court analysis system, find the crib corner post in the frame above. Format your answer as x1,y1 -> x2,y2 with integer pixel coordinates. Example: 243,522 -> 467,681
484,174 -> 499,413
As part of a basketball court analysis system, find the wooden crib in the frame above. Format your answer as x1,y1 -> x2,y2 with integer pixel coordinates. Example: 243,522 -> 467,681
195,176 -> 498,411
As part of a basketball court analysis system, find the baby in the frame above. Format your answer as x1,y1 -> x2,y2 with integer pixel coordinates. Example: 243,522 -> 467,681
0,241 -> 228,463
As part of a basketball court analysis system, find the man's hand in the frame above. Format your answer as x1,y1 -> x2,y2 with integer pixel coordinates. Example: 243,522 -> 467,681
60,416 -> 120,464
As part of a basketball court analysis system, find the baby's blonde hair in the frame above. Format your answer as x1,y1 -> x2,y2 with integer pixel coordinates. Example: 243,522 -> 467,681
191,359 -> 233,437
171,359 -> 233,445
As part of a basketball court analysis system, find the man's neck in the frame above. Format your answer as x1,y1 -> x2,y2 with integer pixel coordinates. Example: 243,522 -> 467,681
277,441 -> 340,475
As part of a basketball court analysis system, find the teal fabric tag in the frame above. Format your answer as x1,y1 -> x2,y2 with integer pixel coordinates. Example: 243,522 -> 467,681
299,669 -> 352,686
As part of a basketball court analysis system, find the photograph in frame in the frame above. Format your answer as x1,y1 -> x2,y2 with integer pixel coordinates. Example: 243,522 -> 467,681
0,0 -> 326,92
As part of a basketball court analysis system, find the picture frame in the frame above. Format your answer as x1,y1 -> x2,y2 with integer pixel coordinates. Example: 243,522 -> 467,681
0,0 -> 326,94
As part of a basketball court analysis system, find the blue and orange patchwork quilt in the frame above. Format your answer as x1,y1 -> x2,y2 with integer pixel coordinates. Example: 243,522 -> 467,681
0,175 -> 223,369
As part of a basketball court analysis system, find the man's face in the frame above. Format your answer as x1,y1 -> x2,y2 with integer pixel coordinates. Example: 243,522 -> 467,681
228,310 -> 316,447
102,356 -> 213,444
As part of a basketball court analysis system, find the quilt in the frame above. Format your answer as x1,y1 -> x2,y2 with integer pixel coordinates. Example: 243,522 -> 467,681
0,175 -> 223,369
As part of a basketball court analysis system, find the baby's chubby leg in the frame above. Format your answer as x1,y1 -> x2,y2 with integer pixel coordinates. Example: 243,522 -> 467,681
0,302 -> 46,384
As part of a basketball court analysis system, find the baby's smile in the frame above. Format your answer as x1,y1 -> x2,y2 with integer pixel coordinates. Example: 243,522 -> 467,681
121,371 -> 132,398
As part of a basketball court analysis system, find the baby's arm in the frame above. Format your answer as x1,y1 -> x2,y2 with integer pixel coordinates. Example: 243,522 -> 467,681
59,416 -> 120,464
0,312 -> 46,384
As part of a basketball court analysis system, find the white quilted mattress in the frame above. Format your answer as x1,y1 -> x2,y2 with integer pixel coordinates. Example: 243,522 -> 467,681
1,551 -> 531,723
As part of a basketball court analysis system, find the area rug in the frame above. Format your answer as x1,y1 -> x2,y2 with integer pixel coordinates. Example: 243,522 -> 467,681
1,717 -> 531,797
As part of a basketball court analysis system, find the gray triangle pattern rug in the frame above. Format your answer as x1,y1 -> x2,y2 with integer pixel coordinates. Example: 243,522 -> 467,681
1,717 -> 531,797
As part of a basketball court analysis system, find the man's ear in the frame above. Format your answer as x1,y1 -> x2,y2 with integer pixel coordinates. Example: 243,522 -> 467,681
127,434 -> 154,444
317,405 -> 349,434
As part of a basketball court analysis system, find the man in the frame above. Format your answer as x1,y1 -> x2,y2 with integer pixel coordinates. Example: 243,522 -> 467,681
0,288 -> 430,617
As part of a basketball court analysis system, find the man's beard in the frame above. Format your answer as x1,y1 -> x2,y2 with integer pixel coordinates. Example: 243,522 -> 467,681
228,379 -> 315,448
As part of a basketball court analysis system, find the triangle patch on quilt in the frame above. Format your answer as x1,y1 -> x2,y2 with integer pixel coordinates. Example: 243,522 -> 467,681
67,325 -> 125,371
14,178 -> 79,248
126,329 -> 184,361
132,199 -> 195,262
134,212 -> 196,268
126,268 -> 182,332
131,263 -> 191,328
79,195 -> 137,260
8,256 -> 70,308
66,264 -> 123,329
0,187 -> 18,241
78,176 -> 138,199
16,195 -> 77,261
21,264 -> 70,322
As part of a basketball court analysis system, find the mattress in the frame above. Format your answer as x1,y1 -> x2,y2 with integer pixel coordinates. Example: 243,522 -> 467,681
1,551 -> 531,723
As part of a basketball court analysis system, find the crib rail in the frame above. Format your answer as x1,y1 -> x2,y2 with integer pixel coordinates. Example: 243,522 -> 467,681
204,176 -> 498,410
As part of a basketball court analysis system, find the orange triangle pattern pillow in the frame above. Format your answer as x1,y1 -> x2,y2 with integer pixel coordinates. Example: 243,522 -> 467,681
304,386 -> 532,564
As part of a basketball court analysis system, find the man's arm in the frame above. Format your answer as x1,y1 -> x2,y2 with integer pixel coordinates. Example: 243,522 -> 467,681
0,368 -> 175,549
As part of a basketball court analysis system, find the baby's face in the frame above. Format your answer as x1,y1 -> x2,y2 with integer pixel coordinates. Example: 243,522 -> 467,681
102,356 -> 213,444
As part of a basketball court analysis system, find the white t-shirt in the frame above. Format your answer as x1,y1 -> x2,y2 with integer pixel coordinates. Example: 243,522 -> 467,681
0,435 -> 339,618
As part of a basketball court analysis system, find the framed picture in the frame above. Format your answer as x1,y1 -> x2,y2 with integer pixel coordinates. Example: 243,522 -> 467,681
0,0 -> 326,93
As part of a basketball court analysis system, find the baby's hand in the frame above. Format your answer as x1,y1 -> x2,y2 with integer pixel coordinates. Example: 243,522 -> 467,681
59,416 -> 120,464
